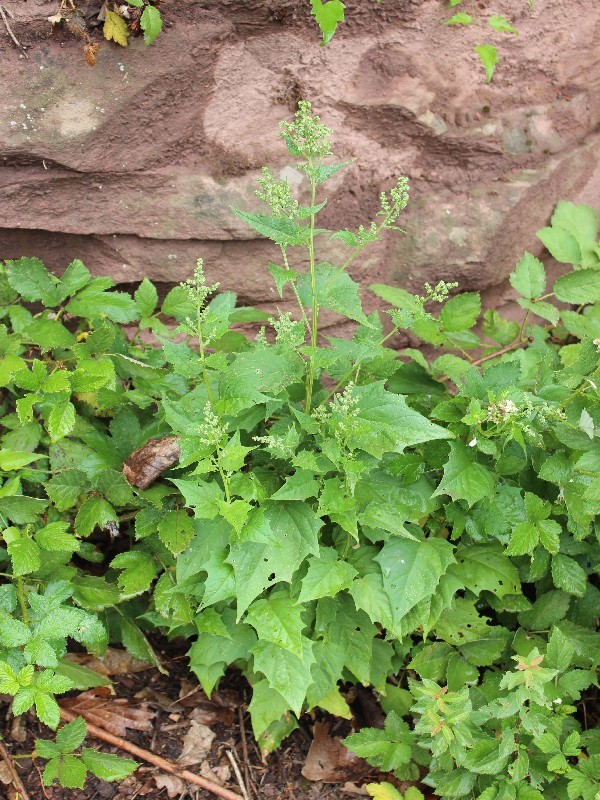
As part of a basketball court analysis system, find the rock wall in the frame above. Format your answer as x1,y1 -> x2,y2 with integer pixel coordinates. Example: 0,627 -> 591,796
2,0 -> 600,328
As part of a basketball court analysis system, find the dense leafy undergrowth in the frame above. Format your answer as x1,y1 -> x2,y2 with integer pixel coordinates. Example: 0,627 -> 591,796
1,103 -> 599,798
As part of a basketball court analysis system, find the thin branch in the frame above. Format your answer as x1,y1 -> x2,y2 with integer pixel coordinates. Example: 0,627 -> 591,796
58,707 -> 242,800
470,339 -> 525,367
237,707 -> 254,798
0,5 -> 28,57
226,750 -> 250,800
0,737 -> 31,800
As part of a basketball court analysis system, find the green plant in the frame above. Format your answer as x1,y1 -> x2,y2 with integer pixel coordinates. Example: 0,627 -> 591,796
48,0 -> 163,65
1,103 -> 599,795
443,0 -> 525,82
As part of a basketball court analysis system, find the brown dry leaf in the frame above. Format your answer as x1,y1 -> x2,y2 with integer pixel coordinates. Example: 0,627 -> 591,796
153,774 -> 186,798
342,782 -> 370,796
135,686 -> 183,712
0,762 -> 11,785
60,687 -> 155,736
302,721 -> 365,783
199,760 -> 231,787
65,647 -> 152,676
9,715 -> 26,743
177,720 -> 216,767
123,436 -> 181,489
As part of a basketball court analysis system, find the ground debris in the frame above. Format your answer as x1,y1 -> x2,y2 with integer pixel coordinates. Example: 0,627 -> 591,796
122,436 -> 181,489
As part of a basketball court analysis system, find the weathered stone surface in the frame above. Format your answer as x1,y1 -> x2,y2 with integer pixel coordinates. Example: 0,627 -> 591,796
1,0 -> 600,321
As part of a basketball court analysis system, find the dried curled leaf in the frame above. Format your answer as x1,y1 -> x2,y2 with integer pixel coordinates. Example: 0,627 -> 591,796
302,721 -> 365,783
103,9 -> 129,46
65,647 -> 152,676
122,436 -> 181,489
60,687 -> 155,736
84,42 -> 100,67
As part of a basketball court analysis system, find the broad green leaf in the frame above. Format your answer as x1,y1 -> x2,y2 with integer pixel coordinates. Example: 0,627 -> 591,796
55,659 -> 111,690
505,521 -> 539,556
538,226 -> 582,264
348,382 -> 451,458
218,349 -> 304,414
268,263 -> 299,298
0,661 -> 20,694
452,543 -> 520,598
75,497 -> 117,537
551,201 -> 599,264
228,503 -> 322,616
35,690 -> 62,729
140,4 -> 162,44
271,470 -> 320,501
445,12 -> 472,25
120,616 -> 164,671
463,735 -> 514,774
55,754 -> 87,788
374,537 -> 455,628
232,209 -> 306,246
134,278 -> 158,316
111,551 -> 158,597
488,15 -> 518,34
81,748 -> 138,780
510,252 -> 546,299
545,627 -> 574,672
551,554 -> 587,597
5,258 -> 60,305
298,547 -> 358,602
44,469 -> 87,511
297,262 -> 367,324
517,297 -> 560,325
440,292 -> 480,332
311,0 -> 345,45
47,400 -> 76,441
171,479 -> 223,519
475,44 -> 499,83
553,269 -> 600,304
55,717 -> 88,753
0,495 -> 49,525
6,533 -> 42,576
161,285 -> 196,321
57,260 -> 90,301
251,640 -> 315,715
246,592 -> 305,657
67,286 -> 139,323
25,319 -> 76,351
157,509 -> 195,555
249,679 -> 292,739
344,711 -> 413,771
0,451 -> 46,471
314,161 -> 351,184
434,442 -> 494,506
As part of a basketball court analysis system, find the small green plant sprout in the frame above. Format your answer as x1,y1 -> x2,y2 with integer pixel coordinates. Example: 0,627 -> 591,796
310,0 -> 346,44
475,44 -> 499,83
35,716 -> 137,789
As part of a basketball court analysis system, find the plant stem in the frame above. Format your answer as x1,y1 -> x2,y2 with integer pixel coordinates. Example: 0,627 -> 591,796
305,164 -> 319,414
216,451 -> 232,503
197,316 -> 214,404
281,246 -> 310,333
16,577 -> 29,625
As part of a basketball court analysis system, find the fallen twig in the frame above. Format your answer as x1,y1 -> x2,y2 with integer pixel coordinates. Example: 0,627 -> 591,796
238,707 -> 254,798
0,737 -> 31,800
0,4 -> 28,57
226,750 -> 250,800
59,707 -> 241,800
